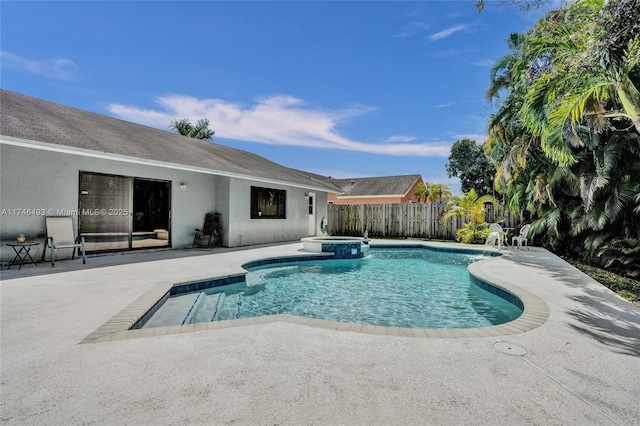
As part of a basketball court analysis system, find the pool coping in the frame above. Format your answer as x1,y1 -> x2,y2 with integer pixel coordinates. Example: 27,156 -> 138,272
80,241 -> 549,343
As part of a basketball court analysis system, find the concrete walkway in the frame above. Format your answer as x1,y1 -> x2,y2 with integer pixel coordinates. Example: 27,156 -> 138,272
1,241 -> 639,425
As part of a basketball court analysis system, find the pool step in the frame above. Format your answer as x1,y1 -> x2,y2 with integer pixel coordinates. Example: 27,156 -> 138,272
142,291 -> 202,328
142,291 -> 244,328
190,292 -> 226,323
189,292 -> 244,323
217,293 -> 244,321
182,292 -> 206,325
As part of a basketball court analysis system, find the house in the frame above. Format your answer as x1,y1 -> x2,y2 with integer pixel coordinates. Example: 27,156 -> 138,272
0,90 -> 342,262
327,174 -> 424,205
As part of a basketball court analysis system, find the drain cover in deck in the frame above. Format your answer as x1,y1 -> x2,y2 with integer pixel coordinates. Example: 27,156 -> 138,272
494,342 -> 527,356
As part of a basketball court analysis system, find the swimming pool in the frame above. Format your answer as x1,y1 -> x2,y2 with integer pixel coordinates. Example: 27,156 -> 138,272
142,247 -> 522,329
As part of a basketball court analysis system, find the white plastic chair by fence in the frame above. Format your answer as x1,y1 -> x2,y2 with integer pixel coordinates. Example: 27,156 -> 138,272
512,224 -> 532,249
485,223 -> 504,250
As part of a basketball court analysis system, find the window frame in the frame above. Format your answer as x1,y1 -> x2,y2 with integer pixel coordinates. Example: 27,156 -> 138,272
250,186 -> 287,219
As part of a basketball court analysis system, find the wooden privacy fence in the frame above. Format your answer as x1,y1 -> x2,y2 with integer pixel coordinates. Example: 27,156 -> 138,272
326,203 -> 518,240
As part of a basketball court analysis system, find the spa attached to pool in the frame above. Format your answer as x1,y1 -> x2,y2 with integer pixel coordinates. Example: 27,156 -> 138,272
300,236 -> 370,259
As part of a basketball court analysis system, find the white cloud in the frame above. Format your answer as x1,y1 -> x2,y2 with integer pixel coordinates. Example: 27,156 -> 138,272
434,99 -> 485,108
0,51 -> 78,81
392,21 -> 430,39
385,135 -> 417,143
427,24 -> 470,41
471,59 -> 495,67
445,132 -> 488,143
107,94 -> 453,157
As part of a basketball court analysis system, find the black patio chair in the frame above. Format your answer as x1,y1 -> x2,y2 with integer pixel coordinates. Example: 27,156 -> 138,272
192,213 -> 220,249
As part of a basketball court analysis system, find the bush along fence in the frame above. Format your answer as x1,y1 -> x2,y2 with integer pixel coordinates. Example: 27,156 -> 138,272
326,202 -> 518,240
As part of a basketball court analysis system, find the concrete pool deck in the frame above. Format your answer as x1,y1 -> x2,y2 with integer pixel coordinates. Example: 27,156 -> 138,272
1,240 -> 639,425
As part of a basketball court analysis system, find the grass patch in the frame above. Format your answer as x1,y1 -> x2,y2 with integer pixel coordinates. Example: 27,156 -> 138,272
563,257 -> 640,307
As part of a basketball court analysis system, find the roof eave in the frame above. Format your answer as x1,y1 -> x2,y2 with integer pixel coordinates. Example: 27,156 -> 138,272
1,135 -> 335,192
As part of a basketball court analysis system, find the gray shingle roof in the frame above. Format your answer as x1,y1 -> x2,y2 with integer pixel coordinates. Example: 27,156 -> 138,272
0,90 -> 342,192
331,175 -> 422,197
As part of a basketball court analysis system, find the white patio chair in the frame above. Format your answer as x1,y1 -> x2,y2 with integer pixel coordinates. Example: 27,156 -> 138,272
485,223 -> 504,250
41,216 -> 86,267
512,224 -> 532,249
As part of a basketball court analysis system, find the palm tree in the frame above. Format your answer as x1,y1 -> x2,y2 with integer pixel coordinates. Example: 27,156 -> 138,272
520,0 -> 640,165
441,189 -> 499,243
486,32 -> 535,195
426,183 -> 453,202
485,0 -> 640,276
414,182 -> 453,203
414,182 -> 428,203
170,118 -> 215,141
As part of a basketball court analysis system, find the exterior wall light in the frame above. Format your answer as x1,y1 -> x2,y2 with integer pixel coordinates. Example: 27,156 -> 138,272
180,183 -> 188,190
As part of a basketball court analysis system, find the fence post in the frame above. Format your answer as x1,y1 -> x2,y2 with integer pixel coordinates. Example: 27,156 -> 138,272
382,205 -> 386,237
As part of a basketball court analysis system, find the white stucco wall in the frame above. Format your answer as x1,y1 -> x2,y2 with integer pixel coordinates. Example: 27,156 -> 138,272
0,143 -> 216,262
224,178 -> 327,247
214,176 -> 231,247
0,141 -> 330,261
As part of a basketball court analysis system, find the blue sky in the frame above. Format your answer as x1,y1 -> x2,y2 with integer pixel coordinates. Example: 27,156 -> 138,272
1,1 -> 551,194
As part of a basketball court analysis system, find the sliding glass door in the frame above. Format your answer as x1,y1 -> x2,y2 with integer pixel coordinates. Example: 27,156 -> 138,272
78,172 -> 132,251
78,172 -> 171,252
132,178 -> 171,249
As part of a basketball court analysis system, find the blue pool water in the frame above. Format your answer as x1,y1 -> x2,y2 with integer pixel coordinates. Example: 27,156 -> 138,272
143,248 -> 522,329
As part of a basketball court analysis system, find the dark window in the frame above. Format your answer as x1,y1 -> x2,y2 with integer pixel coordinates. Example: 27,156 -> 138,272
251,186 -> 286,219
78,172 -> 171,252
